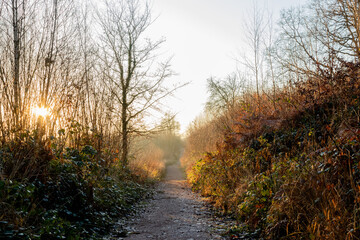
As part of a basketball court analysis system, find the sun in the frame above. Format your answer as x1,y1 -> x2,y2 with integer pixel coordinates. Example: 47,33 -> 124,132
33,106 -> 49,118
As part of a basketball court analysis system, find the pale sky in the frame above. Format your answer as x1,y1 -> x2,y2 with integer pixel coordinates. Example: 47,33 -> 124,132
147,0 -> 302,134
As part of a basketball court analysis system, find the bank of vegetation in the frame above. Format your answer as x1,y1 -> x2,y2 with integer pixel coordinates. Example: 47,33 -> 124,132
181,1 -> 360,239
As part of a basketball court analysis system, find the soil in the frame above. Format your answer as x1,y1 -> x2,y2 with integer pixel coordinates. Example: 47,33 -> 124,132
122,163 -> 229,240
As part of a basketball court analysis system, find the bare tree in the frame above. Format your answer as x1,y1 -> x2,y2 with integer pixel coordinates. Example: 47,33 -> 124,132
0,0 -> 28,131
313,0 -> 360,61
0,0 -> 89,143
240,0 -> 269,106
275,6 -> 327,80
206,73 -> 244,113
0,0 -> 44,133
159,112 -> 180,135
264,11 -> 279,110
0,0 -> 180,160
11,0 -> 22,129
97,0 -> 178,166
274,0 -> 360,86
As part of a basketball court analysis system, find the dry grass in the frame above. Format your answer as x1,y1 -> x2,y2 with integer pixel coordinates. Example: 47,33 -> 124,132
129,142 -> 165,181
181,62 -> 360,239
180,115 -> 223,173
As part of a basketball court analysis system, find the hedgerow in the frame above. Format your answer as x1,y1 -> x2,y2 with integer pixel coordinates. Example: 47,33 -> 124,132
182,62 -> 360,239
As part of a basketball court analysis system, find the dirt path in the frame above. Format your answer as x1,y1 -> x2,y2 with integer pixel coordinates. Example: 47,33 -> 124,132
124,163 -> 226,240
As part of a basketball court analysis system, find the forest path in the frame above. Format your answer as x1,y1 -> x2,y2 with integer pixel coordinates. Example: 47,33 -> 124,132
124,162 -> 225,240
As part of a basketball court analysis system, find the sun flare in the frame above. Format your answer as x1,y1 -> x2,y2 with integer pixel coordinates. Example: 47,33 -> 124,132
33,107 -> 49,118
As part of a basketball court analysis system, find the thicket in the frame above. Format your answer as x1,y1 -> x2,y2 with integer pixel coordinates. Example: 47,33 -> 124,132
0,130 -> 152,239
183,61 -> 360,240
181,0 -> 360,238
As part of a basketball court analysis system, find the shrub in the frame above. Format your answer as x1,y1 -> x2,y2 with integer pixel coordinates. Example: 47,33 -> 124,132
1,132 -> 53,181
183,61 -> 360,239
0,140 -> 151,239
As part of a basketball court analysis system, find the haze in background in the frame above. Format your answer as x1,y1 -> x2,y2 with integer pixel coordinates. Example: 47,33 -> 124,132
147,0 -> 302,134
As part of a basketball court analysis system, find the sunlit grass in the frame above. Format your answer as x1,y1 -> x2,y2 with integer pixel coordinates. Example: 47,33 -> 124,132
129,143 -> 165,181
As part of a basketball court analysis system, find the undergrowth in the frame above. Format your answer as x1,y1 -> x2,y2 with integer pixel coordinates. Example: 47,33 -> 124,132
182,62 -> 360,239
0,133 -> 151,239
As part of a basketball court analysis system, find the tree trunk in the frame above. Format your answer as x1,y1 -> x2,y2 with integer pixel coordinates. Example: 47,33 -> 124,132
121,91 -> 128,166
12,0 -> 21,130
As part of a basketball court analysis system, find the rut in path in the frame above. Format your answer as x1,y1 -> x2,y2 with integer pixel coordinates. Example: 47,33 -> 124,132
125,163 -> 225,240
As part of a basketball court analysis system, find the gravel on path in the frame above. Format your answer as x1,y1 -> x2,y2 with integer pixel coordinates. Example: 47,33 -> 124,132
124,163 -> 226,240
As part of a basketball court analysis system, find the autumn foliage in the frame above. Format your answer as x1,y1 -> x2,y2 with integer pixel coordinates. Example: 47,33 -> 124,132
181,62 -> 360,239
